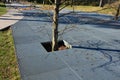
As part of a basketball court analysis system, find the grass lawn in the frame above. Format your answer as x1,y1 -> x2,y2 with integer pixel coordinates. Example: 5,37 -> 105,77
67,5 -> 102,12
0,3 -> 7,16
0,3 -> 20,80
0,29 -> 20,80
39,4 -> 117,15
67,5 -> 116,15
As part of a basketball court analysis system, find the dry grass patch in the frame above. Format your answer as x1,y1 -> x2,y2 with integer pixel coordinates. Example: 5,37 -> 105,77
0,30 -> 20,80
41,5 -> 54,10
67,5 -> 119,15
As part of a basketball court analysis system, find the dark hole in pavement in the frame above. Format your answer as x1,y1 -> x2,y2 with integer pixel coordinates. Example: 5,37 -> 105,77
41,40 -> 72,52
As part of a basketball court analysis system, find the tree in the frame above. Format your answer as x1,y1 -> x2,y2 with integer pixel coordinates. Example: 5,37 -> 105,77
52,0 -> 60,51
43,0 -> 73,51
99,0 -> 107,7
114,4 -> 120,20
107,0 -> 120,20
99,0 -> 103,7
50,0 -> 74,51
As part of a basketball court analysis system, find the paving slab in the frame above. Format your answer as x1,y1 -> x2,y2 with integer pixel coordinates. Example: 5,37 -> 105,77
0,8 -> 23,30
12,9 -> 120,80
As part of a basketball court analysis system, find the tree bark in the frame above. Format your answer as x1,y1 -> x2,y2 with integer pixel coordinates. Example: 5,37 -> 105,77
43,0 -> 45,6
108,0 -> 111,4
52,0 -> 60,51
114,4 -> 120,20
99,0 -> 103,7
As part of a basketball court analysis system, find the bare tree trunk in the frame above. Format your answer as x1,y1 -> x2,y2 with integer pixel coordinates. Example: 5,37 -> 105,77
114,4 -> 120,20
108,0 -> 111,4
43,0 -> 45,6
99,0 -> 103,7
52,0 -> 60,51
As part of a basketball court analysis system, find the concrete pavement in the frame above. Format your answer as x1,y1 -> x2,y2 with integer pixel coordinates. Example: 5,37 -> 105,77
0,7 -> 23,30
12,9 -> 120,80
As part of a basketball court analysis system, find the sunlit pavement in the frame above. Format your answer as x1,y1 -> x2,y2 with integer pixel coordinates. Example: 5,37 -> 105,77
12,7 -> 120,80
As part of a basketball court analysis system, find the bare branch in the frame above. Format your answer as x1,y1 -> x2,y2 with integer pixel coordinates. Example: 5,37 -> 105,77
59,0 -> 76,11
59,11 -> 75,17
59,3 -> 69,11
59,0 -> 66,5
49,0 -> 54,4
58,24 -> 77,39
40,9 -> 53,21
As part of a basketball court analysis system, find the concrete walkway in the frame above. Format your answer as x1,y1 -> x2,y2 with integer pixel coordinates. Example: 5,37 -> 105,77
12,9 -> 120,80
0,7 -> 23,30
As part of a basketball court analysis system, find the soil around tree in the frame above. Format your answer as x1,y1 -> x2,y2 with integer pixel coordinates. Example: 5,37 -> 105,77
41,40 -> 70,52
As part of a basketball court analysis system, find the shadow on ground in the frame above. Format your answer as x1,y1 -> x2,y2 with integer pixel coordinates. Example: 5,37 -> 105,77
1,9 -> 120,29
72,40 -> 120,75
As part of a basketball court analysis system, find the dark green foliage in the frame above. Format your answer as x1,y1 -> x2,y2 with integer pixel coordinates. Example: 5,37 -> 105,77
36,0 -> 43,3
64,0 -> 100,6
25,0 -> 119,6
27,0 -> 52,4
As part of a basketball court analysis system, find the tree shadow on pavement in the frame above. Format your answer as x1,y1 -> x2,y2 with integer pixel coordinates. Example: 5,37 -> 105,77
72,40 -> 120,74
59,13 -> 120,29
1,10 -> 120,30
